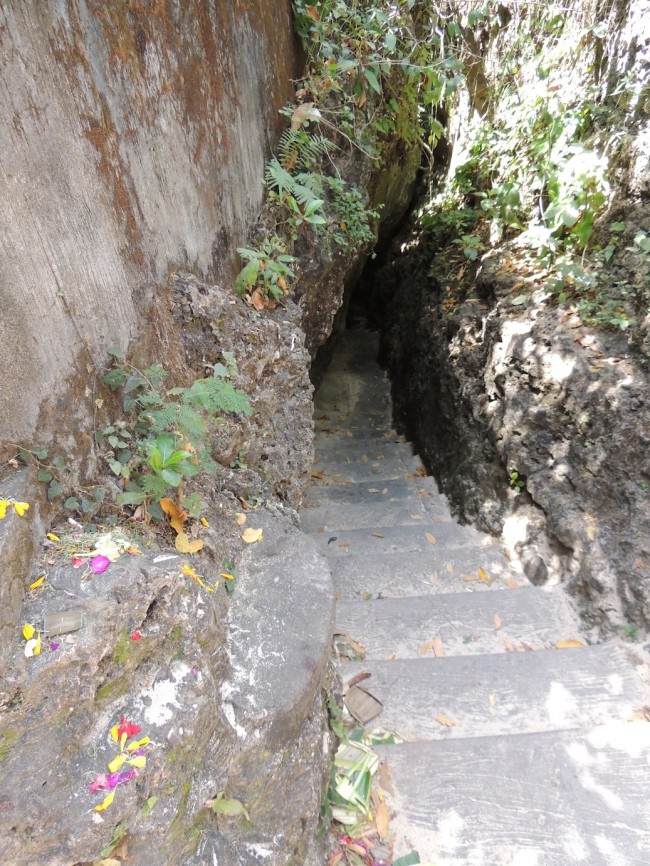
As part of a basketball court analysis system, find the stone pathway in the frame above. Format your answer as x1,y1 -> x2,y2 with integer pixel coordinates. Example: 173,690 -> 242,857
301,330 -> 650,866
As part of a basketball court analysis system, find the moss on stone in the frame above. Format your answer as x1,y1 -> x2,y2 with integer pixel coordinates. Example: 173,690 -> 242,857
0,728 -> 21,763
95,675 -> 129,703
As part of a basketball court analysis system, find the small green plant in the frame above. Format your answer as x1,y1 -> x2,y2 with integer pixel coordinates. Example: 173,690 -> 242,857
99,351 -> 251,517
509,470 -> 525,492
621,623 -> 640,642
454,234 -> 485,261
235,236 -> 296,305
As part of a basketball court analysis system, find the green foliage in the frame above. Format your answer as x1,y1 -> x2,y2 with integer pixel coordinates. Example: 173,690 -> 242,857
235,237 -> 296,302
509,470 -> 525,493
99,358 -> 251,513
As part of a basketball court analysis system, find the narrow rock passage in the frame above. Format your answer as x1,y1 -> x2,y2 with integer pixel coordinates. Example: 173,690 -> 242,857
301,330 -> 650,865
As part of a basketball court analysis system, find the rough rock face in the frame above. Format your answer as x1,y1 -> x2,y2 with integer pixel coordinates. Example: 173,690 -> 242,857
0,510 -> 333,865
372,238 -> 650,637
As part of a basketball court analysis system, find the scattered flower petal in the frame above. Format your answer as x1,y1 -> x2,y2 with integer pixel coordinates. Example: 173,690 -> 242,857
200,517 -> 209,527
127,546 -> 141,555
220,572 -> 235,581
25,637 -> 40,657
126,736 -> 150,751
117,717 -> 142,740
93,789 -> 116,811
0,500 -> 9,519
127,755 -> 146,769
131,628 -> 142,641
108,753 -> 127,774
29,575 -> 45,590
13,501 -> 29,516
73,557 -> 85,568
90,555 -> 110,575
110,724 -> 120,744
47,533 -> 60,542
50,642 -> 60,652
22,623 -> 35,640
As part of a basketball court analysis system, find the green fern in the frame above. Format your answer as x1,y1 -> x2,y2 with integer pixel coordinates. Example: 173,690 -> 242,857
177,378 -> 252,417
146,404 -> 207,440
277,128 -> 334,171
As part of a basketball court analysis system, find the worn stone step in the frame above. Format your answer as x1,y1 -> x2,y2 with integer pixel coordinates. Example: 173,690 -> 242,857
335,587 -> 580,659
303,476 -> 438,507
341,644 -> 642,741
300,494 -> 453,532
377,724 -> 650,865
330,548 -> 520,599
314,436 -> 411,460
309,521 -> 493,558
314,417 -> 396,439
309,455 -> 422,485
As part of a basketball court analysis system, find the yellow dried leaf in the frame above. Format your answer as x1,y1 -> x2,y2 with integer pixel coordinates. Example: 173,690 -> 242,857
461,574 -> 479,581
506,578 -> 520,589
425,532 -> 437,545
46,533 -> 60,542
419,636 -> 443,657
108,753 -> 127,773
241,527 -> 263,544
175,532 -> 204,554
555,638 -> 586,649
371,532 -> 385,538
478,567 -> 489,583
22,623 -> 35,640
235,512 -> 246,526
93,790 -> 115,811
410,514 -> 423,520
375,800 -> 389,839
493,614 -> 502,631
311,470 -> 326,479
435,714 -> 456,727
29,575 -> 45,590
503,638 -> 514,652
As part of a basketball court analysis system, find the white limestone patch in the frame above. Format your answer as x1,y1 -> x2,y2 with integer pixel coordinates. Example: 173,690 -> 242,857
136,661 -> 190,726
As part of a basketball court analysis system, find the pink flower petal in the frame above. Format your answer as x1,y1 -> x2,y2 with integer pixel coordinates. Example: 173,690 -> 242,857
90,555 -> 110,574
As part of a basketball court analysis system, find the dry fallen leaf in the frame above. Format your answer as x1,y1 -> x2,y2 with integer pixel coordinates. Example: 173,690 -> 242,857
375,801 -> 389,839
175,532 -> 204,554
425,532 -> 437,545
506,577 -> 520,589
160,497 -> 188,534
555,638 -> 586,649
410,514 -> 423,520
503,638 -> 514,652
435,714 -> 456,727
235,512 -> 246,526
478,567 -> 490,583
493,614 -> 502,631
419,635 -> 444,657
368,488 -> 380,493
371,532 -> 385,538
461,574 -> 480,582
311,469 -> 326,479
241,527 -> 263,544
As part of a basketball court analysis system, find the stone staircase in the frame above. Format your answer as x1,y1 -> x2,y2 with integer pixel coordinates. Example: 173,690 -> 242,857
301,330 -> 650,866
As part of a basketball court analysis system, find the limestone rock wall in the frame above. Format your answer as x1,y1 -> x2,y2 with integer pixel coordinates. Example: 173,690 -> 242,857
0,0 -> 299,448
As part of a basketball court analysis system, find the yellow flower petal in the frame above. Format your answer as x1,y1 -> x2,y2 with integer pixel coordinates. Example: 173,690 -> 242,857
94,789 -> 115,811
220,572 -> 235,581
120,732 -> 128,752
29,576 -> 45,590
22,623 -> 35,640
47,533 -> 60,542
108,753 -> 127,773
126,736 -> 150,751
0,501 -> 9,520
126,755 -> 146,768
13,501 -> 29,516
200,517 -> 209,527
182,564 -> 197,577
110,724 -> 120,743
33,633 -> 41,656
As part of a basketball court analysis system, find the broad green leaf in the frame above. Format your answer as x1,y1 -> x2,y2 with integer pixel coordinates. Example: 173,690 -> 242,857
364,66 -> 381,94
140,795 -> 158,817
64,497 -> 80,510
47,480 -> 63,500
154,434 -> 177,466
103,369 -> 127,391
393,854 -> 420,866
160,468 -> 182,487
116,490 -> 147,506
211,795 -> 250,821
37,469 -> 53,483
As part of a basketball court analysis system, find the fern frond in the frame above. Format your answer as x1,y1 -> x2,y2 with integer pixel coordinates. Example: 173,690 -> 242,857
141,473 -> 169,498
265,158 -> 295,198
184,379 -> 252,417
278,129 -> 335,171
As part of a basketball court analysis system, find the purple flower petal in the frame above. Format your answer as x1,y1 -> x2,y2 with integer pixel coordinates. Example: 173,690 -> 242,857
50,642 -> 60,652
90,555 -> 110,575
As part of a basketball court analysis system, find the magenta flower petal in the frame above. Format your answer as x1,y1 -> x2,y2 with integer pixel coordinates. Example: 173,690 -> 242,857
50,642 -> 60,652
90,555 -> 110,574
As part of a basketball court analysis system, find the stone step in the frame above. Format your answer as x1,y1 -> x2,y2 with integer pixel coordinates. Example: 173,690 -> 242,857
377,724 -> 650,865
331,548 -> 521,599
300,494 -> 453,532
309,455 -> 422,485
304,477 -> 437,506
341,644 -> 643,741
335,587 -> 580,659
314,417 -> 396,439
309,521 -> 493,558
313,436 -> 411,460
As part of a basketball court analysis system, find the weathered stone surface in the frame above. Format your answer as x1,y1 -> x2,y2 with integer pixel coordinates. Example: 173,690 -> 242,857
0,508 -> 334,865
0,0 -> 299,451
173,273 -> 314,507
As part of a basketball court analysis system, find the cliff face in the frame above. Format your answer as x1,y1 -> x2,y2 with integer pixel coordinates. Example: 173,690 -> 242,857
0,0 -> 299,447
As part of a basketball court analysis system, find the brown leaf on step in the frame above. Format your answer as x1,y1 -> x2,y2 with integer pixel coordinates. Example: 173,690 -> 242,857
379,761 -> 393,794
235,512 -> 246,526
311,469 -> 326,479
478,567 -> 490,583
503,638 -> 514,652
371,532 -> 385,538
493,614 -> 502,631
420,636 -> 444,656
375,801 -> 389,839
238,496 -> 251,509
387,652 -> 396,660
435,714 -> 456,727
425,532 -> 437,546
381,488 -> 388,495
347,671 -> 372,689
555,638 -> 586,649
249,289 -> 266,311
160,497 -> 188,534
506,577 -> 520,589
416,466 -> 427,477
345,685 -> 383,724
429,572 -> 438,585
368,487 -> 380,493
461,574 -> 480,581
410,514 -> 423,520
